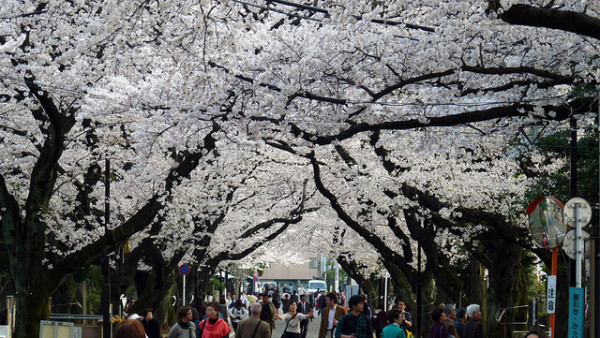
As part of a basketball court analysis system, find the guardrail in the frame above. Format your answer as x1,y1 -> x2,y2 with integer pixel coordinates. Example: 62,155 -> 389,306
49,314 -> 104,321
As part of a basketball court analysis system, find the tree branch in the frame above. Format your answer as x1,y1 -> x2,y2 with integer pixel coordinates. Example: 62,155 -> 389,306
499,4 -> 600,40
289,97 -> 596,145
52,124 -> 220,285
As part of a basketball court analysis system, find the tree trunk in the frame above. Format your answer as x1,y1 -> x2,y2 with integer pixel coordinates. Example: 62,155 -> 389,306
13,278 -> 51,338
78,282 -> 88,315
417,271 -> 436,338
554,254 -> 571,338
484,243 -> 527,338
51,277 -> 79,314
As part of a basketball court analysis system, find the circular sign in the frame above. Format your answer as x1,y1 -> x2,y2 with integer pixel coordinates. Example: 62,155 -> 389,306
527,197 -> 567,249
253,271 -> 259,278
564,197 -> 592,227
253,276 -> 259,282
179,264 -> 190,275
562,229 -> 590,260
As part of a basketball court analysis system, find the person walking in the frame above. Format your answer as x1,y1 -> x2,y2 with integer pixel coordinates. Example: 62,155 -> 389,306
124,298 -> 136,317
298,294 -> 313,338
141,308 -> 161,338
282,293 -> 291,314
443,304 -> 459,337
235,303 -> 272,338
454,308 -> 467,337
318,293 -> 347,338
334,295 -> 373,338
338,292 -> 346,308
281,301 -> 314,338
429,308 -> 448,338
260,293 -> 281,333
198,301 -> 231,338
168,306 -> 197,338
374,304 -> 388,338
462,304 -> 484,338
272,288 -> 282,312
361,295 -> 375,323
229,300 -> 249,332
382,309 -> 406,338
317,291 -> 327,315
394,299 -> 412,335
219,295 -> 231,326
229,295 -> 238,309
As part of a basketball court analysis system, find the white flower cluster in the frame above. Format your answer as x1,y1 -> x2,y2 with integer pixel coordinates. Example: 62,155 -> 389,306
0,0 -> 596,275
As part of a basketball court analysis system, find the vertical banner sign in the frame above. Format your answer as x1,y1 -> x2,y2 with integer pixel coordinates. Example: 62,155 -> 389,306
547,275 -> 557,314
568,287 -> 584,338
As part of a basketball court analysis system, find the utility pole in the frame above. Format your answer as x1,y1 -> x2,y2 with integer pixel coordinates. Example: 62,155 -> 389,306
102,158 -> 111,338
417,241 -> 422,338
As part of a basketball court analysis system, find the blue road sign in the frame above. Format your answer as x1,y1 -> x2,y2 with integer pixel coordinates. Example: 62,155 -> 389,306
179,264 -> 190,275
568,287 -> 584,338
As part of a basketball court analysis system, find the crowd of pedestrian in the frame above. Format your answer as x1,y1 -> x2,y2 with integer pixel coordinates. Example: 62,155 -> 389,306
113,285 -> 545,338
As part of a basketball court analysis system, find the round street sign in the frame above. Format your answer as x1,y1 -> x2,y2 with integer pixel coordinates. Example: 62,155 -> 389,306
253,276 -> 259,282
564,197 -> 592,227
253,271 -> 259,278
179,264 -> 190,275
562,229 -> 590,260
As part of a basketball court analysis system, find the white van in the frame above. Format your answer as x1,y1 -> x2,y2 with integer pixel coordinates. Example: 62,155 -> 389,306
307,280 -> 327,294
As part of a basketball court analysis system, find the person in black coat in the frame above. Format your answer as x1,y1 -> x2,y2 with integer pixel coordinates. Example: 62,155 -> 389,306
298,294 -> 313,338
140,308 -> 161,338
317,291 -> 326,315
463,304 -> 484,338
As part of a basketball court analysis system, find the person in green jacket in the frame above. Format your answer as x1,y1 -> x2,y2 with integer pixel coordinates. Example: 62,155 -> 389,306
382,309 -> 406,338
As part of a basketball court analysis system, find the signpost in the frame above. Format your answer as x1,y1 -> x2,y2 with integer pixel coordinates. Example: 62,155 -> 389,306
563,198 -> 591,338
527,197 -> 566,338
568,287 -> 585,338
564,197 -> 592,288
180,264 -> 190,306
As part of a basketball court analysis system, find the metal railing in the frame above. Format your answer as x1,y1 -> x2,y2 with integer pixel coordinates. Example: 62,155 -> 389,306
49,313 -> 104,321
495,304 -> 529,325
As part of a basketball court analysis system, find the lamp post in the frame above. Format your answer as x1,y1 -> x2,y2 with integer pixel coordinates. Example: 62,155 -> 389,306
102,158 -> 111,338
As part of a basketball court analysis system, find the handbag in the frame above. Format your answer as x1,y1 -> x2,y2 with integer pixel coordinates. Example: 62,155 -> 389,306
281,313 -> 298,338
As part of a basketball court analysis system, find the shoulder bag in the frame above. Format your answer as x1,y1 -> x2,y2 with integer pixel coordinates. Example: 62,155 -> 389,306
251,319 -> 263,338
281,313 -> 298,338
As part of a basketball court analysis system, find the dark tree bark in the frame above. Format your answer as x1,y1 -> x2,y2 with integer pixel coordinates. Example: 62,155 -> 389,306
500,4 -> 600,40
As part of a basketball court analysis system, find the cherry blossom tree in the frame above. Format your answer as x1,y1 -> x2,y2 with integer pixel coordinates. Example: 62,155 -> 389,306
1,0 -> 599,338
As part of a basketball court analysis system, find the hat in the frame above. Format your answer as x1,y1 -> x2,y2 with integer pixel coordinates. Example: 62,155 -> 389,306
127,313 -> 143,320
466,304 -> 480,318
